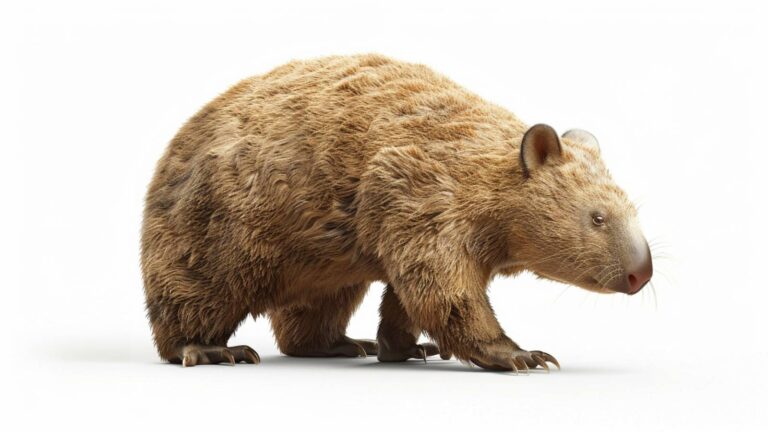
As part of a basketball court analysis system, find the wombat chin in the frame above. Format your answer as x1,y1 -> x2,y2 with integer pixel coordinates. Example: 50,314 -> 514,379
537,273 -> 618,295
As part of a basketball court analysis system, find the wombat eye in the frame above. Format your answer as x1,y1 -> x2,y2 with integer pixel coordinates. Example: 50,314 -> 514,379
592,214 -> 605,226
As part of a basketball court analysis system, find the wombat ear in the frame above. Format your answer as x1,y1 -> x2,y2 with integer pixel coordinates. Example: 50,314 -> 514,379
562,129 -> 600,152
520,123 -> 562,178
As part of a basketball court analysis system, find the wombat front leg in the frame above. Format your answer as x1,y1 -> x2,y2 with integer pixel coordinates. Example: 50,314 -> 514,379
376,284 -> 446,362
442,298 -> 559,372
393,263 -> 559,372
443,296 -> 559,372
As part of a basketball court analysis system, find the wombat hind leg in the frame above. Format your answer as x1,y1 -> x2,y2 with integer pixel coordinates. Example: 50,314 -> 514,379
271,283 -> 375,357
172,344 -> 260,367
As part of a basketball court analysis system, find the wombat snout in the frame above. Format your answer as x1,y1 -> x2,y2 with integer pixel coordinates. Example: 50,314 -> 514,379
625,245 -> 653,295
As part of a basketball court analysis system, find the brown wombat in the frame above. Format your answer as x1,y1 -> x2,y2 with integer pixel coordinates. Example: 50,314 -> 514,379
141,54 -> 652,370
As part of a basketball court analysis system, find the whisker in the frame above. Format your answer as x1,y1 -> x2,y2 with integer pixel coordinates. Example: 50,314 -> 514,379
553,284 -> 571,303
652,268 -> 677,287
581,263 -> 612,286
598,266 -> 624,289
649,280 -> 658,310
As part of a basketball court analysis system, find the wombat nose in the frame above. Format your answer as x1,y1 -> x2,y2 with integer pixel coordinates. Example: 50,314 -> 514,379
626,248 -> 653,295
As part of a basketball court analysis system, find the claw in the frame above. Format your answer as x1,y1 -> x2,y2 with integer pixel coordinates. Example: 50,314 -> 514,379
222,349 -> 236,366
542,352 -> 561,370
346,337 -> 378,356
244,348 -> 261,364
514,357 -> 529,374
533,351 -> 560,370
182,353 -> 196,367
418,345 -> 427,364
532,354 -> 550,373
355,344 -> 367,358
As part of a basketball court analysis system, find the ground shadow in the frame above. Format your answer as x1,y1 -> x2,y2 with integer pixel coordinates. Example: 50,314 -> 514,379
257,354 -> 475,373
41,341 -> 160,364
44,342 -> 637,375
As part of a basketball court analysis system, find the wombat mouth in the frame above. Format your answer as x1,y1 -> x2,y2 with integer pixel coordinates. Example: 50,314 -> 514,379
586,277 -> 615,294
586,275 -> 649,296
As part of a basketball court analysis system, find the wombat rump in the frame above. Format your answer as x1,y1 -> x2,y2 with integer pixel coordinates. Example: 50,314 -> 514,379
141,54 -> 652,370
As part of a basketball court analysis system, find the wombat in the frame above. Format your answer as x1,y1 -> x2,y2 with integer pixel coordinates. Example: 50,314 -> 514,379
141,54 -> 652,370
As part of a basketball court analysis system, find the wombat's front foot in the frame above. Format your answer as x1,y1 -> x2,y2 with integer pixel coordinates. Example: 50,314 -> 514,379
172,344 -> 260,367
468,338 -> 560,373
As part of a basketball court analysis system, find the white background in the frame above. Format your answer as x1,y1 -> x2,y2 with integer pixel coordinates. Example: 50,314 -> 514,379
3,1 -> 767,431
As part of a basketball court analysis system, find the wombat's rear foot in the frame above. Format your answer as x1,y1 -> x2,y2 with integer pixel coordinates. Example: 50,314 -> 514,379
377,341 -> 445,363
284,336 -> 378,357
172,344 -> 261,367
469,338 -> 560,373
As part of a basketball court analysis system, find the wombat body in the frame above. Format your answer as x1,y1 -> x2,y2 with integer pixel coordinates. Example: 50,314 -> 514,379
142,54 -> 652,369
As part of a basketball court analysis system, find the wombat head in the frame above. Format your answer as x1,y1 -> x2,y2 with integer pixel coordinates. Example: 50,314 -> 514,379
514,124 -> 652,295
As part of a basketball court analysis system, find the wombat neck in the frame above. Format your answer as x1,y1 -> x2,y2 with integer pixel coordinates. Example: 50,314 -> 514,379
459,187 -> 531,277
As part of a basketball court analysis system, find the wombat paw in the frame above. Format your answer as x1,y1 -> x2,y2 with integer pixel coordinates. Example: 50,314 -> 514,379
284,336 -> 378,358
377,342 -> 443,363
470,349 -> 560,373
328,337 -> 378,357
175,344 -> 261,367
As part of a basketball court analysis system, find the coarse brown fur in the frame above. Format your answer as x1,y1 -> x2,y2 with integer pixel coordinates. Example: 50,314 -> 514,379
141,54 -> 650,370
